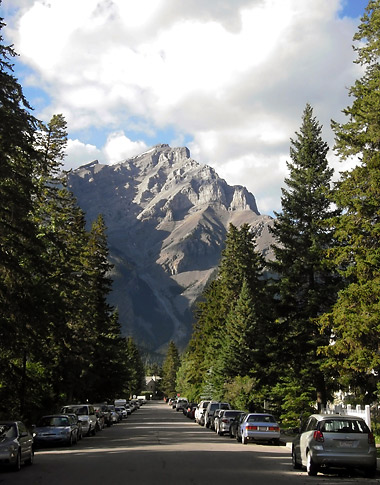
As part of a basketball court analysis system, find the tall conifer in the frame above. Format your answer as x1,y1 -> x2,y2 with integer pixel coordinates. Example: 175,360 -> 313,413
319,1 -> 380,397
269,104 -> 339,412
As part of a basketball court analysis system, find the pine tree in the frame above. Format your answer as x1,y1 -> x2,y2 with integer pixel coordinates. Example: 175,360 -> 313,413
319,1 -> 380,398
0,12 -> 47,417
162,341 -> 180,397
269,104 -> 339,412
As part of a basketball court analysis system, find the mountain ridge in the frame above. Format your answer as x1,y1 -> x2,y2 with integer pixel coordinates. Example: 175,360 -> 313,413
67,144 -> 275,355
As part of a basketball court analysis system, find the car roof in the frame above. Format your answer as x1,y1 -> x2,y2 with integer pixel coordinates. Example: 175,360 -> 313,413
311,413 -> 365,421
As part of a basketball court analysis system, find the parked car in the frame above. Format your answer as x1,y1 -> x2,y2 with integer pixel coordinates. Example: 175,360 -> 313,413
184,403 -> 197,419
115,407 -> 128,420
176,399 -> 188,412
0,421 -> 34,470
215,410 -> 245,436
106,405 -> 120,423
237,413 -> 280,445
204,401 -> 231,428
229,412 -> 246,438
94,404 -> 112,427
66,413 -> 83,440
195,401 -> 210,426
292,414 -> 377,477
211,408 -> 224,431
61,404 -> 97,436
33,414 -> 78,447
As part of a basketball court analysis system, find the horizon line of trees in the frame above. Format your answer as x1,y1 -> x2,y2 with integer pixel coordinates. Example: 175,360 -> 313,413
175,1 -> 380,425
0,9 -> 145,422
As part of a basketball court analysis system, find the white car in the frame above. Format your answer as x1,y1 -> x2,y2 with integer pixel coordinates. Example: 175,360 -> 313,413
237,413 -> 280,445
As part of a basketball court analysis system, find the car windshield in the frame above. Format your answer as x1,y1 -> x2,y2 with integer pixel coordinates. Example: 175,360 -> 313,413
0,424 -> 16,438
71,406 -> 88,415
320,419 -> 369,433
247,414 -> 276,423
38,416 -> 70,427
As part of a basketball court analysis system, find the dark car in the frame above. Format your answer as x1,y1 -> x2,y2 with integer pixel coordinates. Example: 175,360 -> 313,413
0,421 -> 34,471
292,414 -> 377,477
230,413 -> 246,438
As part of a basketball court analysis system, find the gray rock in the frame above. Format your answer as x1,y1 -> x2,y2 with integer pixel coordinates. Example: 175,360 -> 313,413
67,144 -> 275,356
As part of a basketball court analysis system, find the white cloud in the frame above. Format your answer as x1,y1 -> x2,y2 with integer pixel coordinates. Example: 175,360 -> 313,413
103,132 -> 148,163
6,0 -> 364,214
65,139 -> 102,170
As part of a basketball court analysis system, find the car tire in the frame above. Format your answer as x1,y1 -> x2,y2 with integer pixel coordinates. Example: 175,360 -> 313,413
306,451 -> 318,476
236,432 -> 241,442
13,450 -> 21,471
291,446 -> 301,470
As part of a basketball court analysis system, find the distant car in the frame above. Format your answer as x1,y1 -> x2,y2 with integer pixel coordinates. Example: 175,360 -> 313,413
229,412 -> 246,438
61,404 -> 97,436
237,413 -> 280,445
33,415 -> 78,447
211,408 -> 224,431
0,421 -> 34,470
195,401 -> 210,426
292,414 -> 377,477
204,401 -> 231,428
215,410 -> 245,436
176,399 -> 188,412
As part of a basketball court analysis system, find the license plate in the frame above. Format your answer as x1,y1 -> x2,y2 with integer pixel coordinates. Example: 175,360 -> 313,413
258,426 -> 267,431
339,441 -> 354,448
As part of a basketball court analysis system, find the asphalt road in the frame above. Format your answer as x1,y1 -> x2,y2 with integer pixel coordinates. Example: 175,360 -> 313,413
0,401 -> 377,485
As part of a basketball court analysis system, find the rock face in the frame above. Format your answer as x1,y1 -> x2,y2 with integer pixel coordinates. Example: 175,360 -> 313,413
67,144 -> 274,356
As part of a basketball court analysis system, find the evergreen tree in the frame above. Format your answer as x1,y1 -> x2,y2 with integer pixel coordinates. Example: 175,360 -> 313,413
124,336 -> 145,398
162,341 -> 180,397
269,104 -> 339,414
319,0 -> 380,398
0,13 -> 47,417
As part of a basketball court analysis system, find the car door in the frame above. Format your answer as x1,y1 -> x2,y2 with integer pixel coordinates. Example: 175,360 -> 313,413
299,417 -> 318,466
17,422 -> 32,462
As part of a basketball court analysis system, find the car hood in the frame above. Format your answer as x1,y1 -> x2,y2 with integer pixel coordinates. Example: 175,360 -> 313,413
0,436 -> 16,447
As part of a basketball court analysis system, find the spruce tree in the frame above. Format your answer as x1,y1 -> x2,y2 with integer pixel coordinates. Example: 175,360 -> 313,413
269,104 -> 339,412
162,341 -> 180,397
319,0 -> 380,398
0,12 -> 47,417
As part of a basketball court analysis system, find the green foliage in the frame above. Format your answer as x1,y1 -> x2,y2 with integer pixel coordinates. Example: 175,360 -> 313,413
271,376 -> 316,428
319,1 -> 380,396
223,375 -> 257,412
269,104 -> 339,409
162,341 -> 180,397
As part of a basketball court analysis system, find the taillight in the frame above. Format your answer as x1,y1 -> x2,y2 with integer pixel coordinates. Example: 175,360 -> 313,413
247,425 -> 258,431
368,432 -> 375,445
222,419 -> 229,423
269,426 -> 280,432
313,430 -> 324,442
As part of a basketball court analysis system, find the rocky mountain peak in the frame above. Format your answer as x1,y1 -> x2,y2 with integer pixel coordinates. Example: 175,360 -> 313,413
68,145 -> 274,356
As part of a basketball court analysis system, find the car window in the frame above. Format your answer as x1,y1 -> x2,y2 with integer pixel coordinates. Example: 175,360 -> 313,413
0,424 -> 16,438
247,414 -> 276,423
304,417 -> 318,432
320,419 -> 369,433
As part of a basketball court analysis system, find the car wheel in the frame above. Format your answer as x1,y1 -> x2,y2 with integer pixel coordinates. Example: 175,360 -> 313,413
291,446 -> 301,470
306,451 -> 318,476
13,450 -> 21,471
68,433 -> 73,446
236,432 -> 241,442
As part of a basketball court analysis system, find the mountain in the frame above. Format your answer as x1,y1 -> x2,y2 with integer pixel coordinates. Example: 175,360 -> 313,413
67,144 -> 275,356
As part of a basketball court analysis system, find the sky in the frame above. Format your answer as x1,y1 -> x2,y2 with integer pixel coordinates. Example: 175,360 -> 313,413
1,0 -> 369,215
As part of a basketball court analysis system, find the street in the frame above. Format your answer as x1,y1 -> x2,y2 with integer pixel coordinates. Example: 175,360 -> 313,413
0,401 -> 377,485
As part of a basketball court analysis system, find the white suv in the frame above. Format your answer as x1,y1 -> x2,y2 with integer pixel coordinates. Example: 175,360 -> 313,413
204,401 -> 231,428
195,401 -> 210,425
